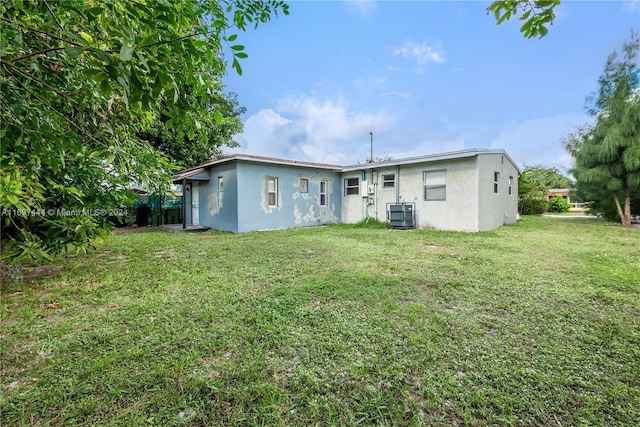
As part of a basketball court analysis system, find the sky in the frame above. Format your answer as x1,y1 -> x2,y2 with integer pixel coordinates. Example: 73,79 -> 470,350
222,0 -> 640,171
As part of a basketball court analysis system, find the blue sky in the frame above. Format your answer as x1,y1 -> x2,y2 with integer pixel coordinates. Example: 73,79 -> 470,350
222,0 -> 639,171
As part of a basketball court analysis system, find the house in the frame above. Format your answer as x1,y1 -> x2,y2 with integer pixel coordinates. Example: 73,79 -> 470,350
547,188 -> 570,201
547,188 -> 585,213
172,149 -> 520,233
172,154 -> 343,233
341,149 -> 519,232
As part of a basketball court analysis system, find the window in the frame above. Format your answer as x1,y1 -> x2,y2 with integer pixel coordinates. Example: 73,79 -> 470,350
320,180 -> 328,206
300,178 -> 308,193
268,177 -> 278,207
218,176 -> 224,207
383,174 -> 395,188
508,176 -> 513,195
424,170 -> 446,201
345,177 -> 359,195
494,172 -> 500,194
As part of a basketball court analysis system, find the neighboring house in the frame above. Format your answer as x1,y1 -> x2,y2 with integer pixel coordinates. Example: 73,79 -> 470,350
173,149 -> 520,233
548,188 -> 586,213
547,188 -> 570,201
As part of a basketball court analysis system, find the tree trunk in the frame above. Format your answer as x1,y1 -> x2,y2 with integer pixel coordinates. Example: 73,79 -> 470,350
623,191 -> 632,228
615,192 -> 632,228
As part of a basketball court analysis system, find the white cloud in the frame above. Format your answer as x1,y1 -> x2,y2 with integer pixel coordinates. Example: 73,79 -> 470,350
393,40 -> 444,65
489,112 -> 592,171
345,0 -> 378,18
230,96 -> 397,165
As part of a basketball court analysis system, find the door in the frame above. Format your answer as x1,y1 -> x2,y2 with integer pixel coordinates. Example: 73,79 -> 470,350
191,182 -> 199,226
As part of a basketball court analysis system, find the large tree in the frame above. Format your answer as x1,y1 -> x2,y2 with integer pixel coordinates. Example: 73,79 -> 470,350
139,81 -> 246,167
0,0 -> 288,262
565,33 -> 640,228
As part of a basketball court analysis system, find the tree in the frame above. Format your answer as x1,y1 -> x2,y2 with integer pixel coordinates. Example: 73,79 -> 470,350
565,33 -> 640,228
139,81 -> 246,167
488,0 -> 561,38
0,0 -> 288,262
518,166 -> 573,214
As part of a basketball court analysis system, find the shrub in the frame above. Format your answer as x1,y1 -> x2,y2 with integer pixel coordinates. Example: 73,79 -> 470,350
520,197 -> 548,215
548,195 -> 570,213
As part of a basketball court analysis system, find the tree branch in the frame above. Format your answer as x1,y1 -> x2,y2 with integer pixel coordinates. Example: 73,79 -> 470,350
2,62 -> 78,105
0,17 -> 80,46
8,74 -> 108,149
44,0 -> 64,32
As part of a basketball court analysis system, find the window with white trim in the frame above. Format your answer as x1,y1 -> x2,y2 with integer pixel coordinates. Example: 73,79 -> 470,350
320,180 -> 328,206
494,172 -> 500,194
424,170 -> 446,201
508,176 -> 513,195
383,174 -> 395,188
218,176 -> 224,207
345,177 -> 359,195
268,177 -> 278,207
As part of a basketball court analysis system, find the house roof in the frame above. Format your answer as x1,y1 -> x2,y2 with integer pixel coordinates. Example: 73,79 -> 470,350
173,149 -> 520,182
172,153 -> 344,182
341,148 -> 520,173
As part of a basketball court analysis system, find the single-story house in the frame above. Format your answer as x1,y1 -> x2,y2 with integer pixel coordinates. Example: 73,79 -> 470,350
173,154 -> 343,233
173,148 -> 520,233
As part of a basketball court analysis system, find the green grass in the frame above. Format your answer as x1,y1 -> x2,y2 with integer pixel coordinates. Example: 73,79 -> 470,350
2,217 -> 639,426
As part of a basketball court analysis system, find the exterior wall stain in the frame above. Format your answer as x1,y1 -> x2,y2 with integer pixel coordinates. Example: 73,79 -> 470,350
208,194 -> 219,215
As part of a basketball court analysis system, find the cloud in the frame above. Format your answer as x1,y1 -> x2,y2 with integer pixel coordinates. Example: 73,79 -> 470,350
345,0 -> 378,18
625,0 -> 639,12
489,112 -> 592,171
230,96 -> 397,165
393,40 -> 444,65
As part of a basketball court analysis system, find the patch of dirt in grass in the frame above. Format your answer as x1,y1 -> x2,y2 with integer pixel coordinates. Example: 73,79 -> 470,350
150,249 -> 177,259
306,300 -> 322,310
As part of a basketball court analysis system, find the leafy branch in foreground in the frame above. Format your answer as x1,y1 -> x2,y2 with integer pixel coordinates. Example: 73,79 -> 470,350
0,0 -> 289,262
488,0 -> 560,38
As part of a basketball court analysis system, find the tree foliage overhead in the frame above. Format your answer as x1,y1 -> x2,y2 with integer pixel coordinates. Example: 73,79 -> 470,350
488,0 -> 560,38
564,33 -> 640,227
0,0 -> 288,262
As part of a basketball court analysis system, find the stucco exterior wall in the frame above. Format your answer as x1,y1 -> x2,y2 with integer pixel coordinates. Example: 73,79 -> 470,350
177,150 -> 519,234
341,159 -> 481,231
476,153 -> 519,231
197,162 -> 239,232
235,161 -> 341,233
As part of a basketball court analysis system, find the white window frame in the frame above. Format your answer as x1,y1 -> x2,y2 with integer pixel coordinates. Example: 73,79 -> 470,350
494,172 -> 500,194
345,177 -> 359,195
218,176 -> 224,207
508,176 -> 513,195
423,170 -> 446,201
382,174 -> 395,188
268,177 -> 278,207
320,180 -> 328,206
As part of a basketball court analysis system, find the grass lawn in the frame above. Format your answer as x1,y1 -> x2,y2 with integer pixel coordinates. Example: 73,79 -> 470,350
1,216 -> 639,426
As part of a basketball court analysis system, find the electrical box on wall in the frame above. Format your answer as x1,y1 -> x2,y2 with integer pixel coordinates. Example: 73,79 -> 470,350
360,181 -> 368,197
367,185 -> 375,194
